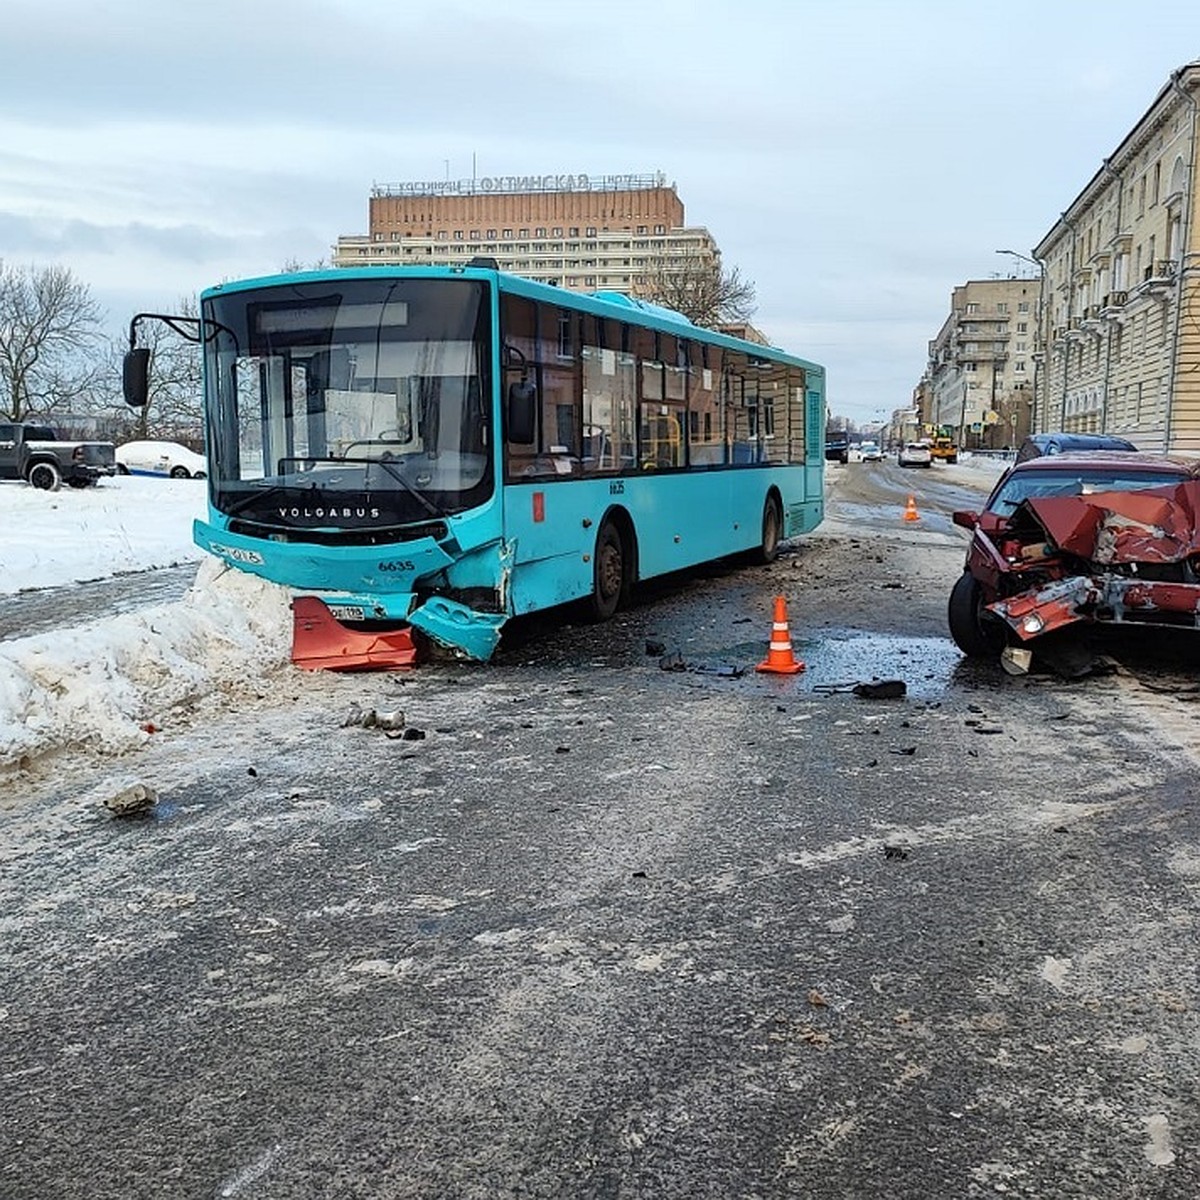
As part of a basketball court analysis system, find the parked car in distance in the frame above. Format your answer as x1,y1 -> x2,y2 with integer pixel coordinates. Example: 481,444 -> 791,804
1014,432 -> 1138,463
116,440 -> 207,479
898,442 -> 932,468
947,450 -> 1200,658
859,441 -> 882,462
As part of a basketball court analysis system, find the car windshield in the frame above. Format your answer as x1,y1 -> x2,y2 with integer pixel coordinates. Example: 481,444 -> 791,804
986,467 -> 1189,516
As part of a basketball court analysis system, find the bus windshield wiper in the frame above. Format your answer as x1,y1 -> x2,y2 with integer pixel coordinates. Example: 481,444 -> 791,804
361,456 -> 445,519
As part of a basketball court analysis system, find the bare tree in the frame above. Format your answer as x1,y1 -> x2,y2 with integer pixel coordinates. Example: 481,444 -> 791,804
280,256 -> 330,273
0,261 -> 106,421
636,252 -> 757,330
104,295 -> 204,442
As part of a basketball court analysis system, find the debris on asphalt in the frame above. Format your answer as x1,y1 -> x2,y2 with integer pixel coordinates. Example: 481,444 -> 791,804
807,989 -> 829,1008
645,638 -> 666,657
852,679 -> 907,700
889,746 -> 917,756
883,843 -> 910,860
342,703 -> 405,731
1000,646 -> 1033,676
659,651 -> 687,672
104,782 -> 158,817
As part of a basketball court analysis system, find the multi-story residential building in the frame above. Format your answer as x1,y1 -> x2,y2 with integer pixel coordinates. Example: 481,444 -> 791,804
1033,61 -> 1200,450
332,171 -> 721,297
923,278 -> 1039,449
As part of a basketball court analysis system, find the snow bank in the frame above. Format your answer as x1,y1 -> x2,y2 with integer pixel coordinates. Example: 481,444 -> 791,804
0,475 -> 206,595
0,557 -> 292,767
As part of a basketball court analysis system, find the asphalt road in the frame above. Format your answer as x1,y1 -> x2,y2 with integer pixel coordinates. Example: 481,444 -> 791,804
4,461 -> 1200,1198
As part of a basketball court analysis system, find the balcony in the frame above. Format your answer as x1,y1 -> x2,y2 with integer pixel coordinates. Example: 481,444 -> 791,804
1102,290 -> 1128,310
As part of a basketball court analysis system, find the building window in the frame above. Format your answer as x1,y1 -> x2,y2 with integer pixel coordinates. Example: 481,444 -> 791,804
503,228 -> 512,239
966,303 -> 979,314
654,224 -> 666,234
470,230 -> 481,240
569,227 -> 579,237
637,225 -> 647,235
586,226 -> 597,237
552,227 -> 562,236
1017,322 -> 1027,333
535,227 -> 546,237
1017,302 -> 1029,313
454,230 -> 464,240
486,229 -> 496,239
437,231 -> 447,241
1015,361 -> 1026,373
373,234 -> 384,242
964,362 -> 977,372
997,303 -> 1008,314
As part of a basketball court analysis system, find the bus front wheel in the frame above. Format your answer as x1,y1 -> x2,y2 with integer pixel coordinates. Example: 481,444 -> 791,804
588,520 -> 627,621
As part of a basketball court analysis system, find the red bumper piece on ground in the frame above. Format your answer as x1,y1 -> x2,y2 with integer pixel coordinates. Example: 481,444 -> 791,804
291,596 -> 418,671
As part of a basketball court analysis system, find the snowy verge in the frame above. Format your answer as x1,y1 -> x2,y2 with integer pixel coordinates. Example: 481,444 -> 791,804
0,557 -> 292,768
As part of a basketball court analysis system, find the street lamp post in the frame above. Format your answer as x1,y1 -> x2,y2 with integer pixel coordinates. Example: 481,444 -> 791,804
996,250 -> 1046,434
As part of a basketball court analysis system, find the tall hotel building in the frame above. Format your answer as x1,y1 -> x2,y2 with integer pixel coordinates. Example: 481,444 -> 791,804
332,171 -> 720,296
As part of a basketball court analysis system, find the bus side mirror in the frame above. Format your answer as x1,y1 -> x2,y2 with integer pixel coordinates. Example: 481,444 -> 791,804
123,348 -> 151,407
507,380 -> 536,444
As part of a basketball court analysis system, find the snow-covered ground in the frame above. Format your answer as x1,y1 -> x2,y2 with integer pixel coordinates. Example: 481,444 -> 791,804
0,477 -> 292,769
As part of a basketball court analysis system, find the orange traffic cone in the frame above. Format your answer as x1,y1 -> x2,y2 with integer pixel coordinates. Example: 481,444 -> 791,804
756,596 -> 806,674
903,494 -> 920,522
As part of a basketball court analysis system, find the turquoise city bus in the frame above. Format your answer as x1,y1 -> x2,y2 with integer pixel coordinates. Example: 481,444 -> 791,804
124,263 -> 826,661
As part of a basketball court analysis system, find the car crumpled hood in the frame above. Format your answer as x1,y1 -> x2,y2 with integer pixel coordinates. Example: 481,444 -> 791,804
1015,479 -> 1200,565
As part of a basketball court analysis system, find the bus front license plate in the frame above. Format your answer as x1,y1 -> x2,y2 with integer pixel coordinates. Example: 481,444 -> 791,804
328,605 -> 366,622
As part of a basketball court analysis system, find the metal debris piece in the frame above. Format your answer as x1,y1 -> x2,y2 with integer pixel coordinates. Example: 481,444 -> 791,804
104,782 -> 158,817
659,651 -> 687,672
884,843 -> 910,860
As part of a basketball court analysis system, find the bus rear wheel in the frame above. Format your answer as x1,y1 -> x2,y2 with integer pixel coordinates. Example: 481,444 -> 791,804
588,519 -> 627,621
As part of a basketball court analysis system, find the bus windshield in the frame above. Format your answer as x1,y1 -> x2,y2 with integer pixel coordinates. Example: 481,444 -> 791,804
202,278 -> 492,530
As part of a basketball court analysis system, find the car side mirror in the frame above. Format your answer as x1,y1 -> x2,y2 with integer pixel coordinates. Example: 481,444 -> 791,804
952,509 -> 980,530
507,379 -> 536,444
123,348 -> 151,407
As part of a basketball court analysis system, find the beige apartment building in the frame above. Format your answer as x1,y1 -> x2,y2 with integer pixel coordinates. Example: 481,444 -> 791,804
332,171 -> 721,296
1034,62 -> 1200,450
923,278 -> 1040,449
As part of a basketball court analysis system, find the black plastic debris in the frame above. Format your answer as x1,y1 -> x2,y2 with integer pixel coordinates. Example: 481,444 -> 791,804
645,638 -> 667,657
852,680 -> 907,700
889,746 -> 917,756
884,843 -> 910,860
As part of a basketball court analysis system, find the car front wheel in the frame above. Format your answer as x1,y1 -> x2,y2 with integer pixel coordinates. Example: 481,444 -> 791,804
948,571 -> 1008,657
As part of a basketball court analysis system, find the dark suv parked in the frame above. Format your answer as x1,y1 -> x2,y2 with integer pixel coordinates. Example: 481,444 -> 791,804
1014,432 -> 1138,463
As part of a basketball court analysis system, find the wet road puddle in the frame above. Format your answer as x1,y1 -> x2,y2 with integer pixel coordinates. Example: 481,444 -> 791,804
695,630 -> 971,700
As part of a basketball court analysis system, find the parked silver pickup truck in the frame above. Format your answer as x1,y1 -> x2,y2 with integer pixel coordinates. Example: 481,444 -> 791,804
0,422 -> 117,489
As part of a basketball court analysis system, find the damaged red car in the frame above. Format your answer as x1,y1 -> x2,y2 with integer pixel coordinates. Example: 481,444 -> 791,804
948,451 -> 1200,657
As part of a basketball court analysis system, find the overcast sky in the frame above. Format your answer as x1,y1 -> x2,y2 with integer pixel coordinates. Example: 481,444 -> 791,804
3,1 -> 1198,423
